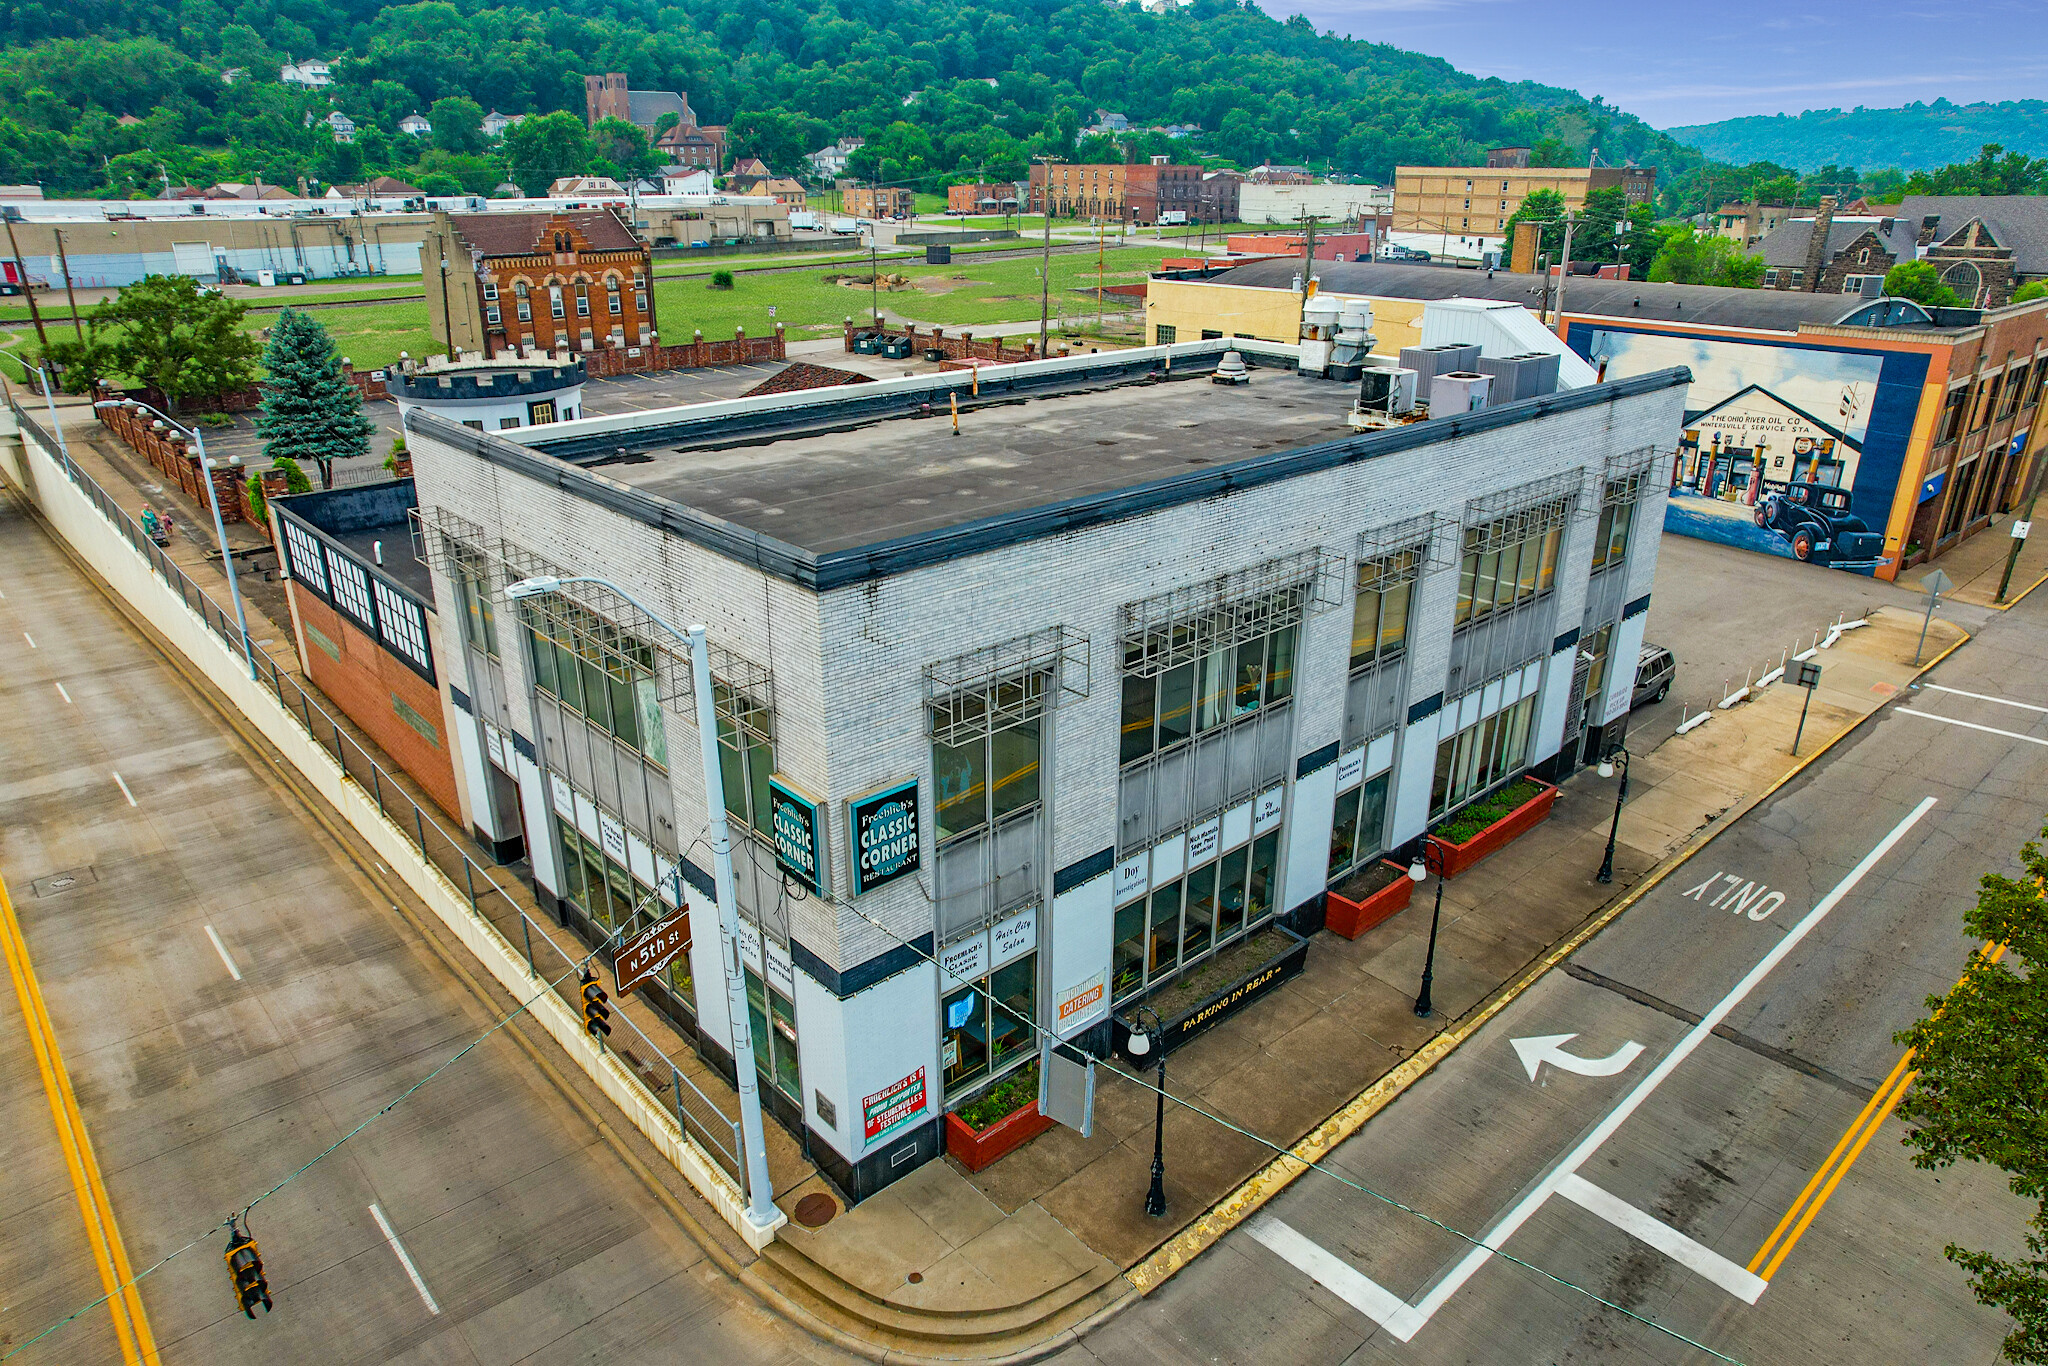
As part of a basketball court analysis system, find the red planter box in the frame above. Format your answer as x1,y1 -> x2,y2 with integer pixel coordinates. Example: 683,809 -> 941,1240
1436,780 -> 1558,877
1324,861 -> 1416,939
945,1101 -> 1055,1173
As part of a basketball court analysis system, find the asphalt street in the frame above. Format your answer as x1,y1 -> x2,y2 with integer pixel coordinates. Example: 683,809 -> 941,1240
0,493 -> 844,1364
1061,592 -> 2047,1363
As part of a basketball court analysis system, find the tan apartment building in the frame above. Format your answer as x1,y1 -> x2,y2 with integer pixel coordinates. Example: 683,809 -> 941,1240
1028,160 -> 1238,224
844,185 -> 915,218
1393,163 -> 1655,236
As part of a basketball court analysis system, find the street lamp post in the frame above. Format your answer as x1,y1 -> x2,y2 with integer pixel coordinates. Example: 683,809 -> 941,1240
1597,745 -> 1632,885
503,573 -> 780,1237
1123,1005 -> 1168,1218
1408,839 -> 1446,1017
95,396 -> 256,680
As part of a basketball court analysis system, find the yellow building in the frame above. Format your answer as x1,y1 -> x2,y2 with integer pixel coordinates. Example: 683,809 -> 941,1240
1393,164 -> 1655,236
1145,275 -> 1428,352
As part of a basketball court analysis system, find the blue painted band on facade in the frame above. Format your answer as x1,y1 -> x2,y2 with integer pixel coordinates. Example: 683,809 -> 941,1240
1553,626 -> 1581,653
1622,593 -> 1652,621
791,933 -> 937,1000
450,686 -> 471,713
511,731 -> 536,761
1297,741 -> 1339,777
1054,846 -> 1116,897
1407,692 -> 1444,725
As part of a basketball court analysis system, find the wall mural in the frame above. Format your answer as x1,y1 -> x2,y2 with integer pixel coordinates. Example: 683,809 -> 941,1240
1574,326 -> 1931,576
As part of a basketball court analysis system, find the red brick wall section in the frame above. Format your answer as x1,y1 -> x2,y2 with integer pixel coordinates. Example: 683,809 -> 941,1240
97,403 -> 244,522
581,325 -> 787,378
288,584 -> 464,823
841,319 -> 1036,363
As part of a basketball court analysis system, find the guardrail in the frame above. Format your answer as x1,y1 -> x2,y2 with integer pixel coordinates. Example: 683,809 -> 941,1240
6,397 -> 750,1201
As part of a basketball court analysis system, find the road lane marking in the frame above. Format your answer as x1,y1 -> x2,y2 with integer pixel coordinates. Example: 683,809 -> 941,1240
1249,798 -> 1936,1342
1557,1174 -> 1765,1304
1922,683 -> 2048,714
0,873 -> 158,1364
111,773 -> 137,807
1897,709 -> 2048,746
54,681 -> 72,704
1751,939 -> 2006,1283
1511,1034 -> 1645,1082
1246,1216 -> 1425,1337
369,1203 -> 440,1315
203,926 -> 242,981
24,630 -> 35,648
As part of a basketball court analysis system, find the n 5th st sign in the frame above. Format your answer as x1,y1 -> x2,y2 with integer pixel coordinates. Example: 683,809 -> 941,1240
614,910 -> 690,995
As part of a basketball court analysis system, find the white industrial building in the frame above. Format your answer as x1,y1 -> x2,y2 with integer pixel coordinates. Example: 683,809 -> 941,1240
397,339 -> 1683,1201
1239,183 -> 1393,226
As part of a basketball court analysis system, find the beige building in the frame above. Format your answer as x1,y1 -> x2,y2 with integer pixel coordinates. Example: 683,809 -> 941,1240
1714,201 -> 1795,248
1393,164 -> 1655,236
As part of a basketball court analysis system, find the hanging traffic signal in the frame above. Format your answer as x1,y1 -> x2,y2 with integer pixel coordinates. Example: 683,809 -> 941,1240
580,967 -> 612,1042
224,1217 -> 272,1318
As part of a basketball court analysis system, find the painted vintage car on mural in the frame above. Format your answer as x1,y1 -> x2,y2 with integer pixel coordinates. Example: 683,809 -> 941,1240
1753,480 -> 1887,565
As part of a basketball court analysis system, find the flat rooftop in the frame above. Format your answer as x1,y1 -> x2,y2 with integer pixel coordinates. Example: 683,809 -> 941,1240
581,365 -> 1366,554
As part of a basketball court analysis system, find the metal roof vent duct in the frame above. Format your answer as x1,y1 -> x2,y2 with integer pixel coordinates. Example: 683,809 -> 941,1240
1212,350 -> 1250,385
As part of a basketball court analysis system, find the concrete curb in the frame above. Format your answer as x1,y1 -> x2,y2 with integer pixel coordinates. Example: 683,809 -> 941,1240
1125,622 -> 1974,1297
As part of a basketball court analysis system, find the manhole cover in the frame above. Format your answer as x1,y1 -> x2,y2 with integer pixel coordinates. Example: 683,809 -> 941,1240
793,1193 -> 838,1228
32,866 -> 97,898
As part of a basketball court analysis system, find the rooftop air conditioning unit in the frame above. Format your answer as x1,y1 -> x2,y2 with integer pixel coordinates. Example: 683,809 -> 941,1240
1399,342 -> 1479,389
1357,365 -> 1417,414
1431,370 -> 1492,414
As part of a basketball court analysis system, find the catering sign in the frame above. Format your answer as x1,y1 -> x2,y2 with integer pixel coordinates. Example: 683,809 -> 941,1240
849,779 -> 921,896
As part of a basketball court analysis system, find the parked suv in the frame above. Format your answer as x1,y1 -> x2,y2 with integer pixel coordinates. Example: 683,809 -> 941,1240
1754,480 -> 1885,564
1632,644 -> 1675,709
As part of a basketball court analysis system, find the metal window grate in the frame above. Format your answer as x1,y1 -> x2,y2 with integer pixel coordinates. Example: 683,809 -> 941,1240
925,626 -> 1089,724
1464,468 -> 1586,540
1120,548 -> 1344,678
1601,445 -> 1662,505
1356,510 -> 1456,579
281,519 -> 328,595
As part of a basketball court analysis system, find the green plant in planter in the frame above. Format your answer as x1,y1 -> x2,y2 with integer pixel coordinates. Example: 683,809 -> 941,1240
956,1061 -> 1038,1131
244,475 -> 268,525
383,435 -> 407,474
1436,777 -> 1545,844
270,456 -> 313,494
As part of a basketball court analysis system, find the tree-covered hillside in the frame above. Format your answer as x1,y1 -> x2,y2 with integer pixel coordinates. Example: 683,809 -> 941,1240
0,0 -> 1712,198
1667,100 -> 2048,175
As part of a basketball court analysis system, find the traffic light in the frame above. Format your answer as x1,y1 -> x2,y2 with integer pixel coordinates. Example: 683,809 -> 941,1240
580,967 -> 612,1042
224,1217 -> 272,1318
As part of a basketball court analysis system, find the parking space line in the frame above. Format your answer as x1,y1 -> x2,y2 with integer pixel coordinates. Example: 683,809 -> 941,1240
203,926 -> 242,982
1922,683 -> 2048,714
1897,709 -> 2048,746
1557,1174 -> 1765,1303
24,630 -> 36,648
369,1203 -> 440,1315
1246,1216 -> 1425,1338
111,773 -> 137,806
54,681 -> 72,704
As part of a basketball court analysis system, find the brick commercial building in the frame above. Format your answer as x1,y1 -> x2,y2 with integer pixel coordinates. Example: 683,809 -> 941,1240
401,339 -> 1681,1203
424,208 -> 657,356
1393,163 -> 1655,237
1757,195 -> 2048,306
948,182 -> 1013,214
1029,160 -> 1238,224
271,480 -> 471,830
1147,259 -> 2048,580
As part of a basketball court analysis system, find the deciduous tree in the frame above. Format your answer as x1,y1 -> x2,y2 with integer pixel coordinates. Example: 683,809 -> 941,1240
1884,260 -> 1965,307
91,274 -> 260,411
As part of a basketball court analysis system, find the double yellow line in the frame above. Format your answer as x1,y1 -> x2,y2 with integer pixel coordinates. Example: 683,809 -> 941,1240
0,872 -> 158,1364
1748,938 -> 2007,1285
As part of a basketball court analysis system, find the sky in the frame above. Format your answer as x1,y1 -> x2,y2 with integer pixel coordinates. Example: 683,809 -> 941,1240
1260,0 -> 2048,129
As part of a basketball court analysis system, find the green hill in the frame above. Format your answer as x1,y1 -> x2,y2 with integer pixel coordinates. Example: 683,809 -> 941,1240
0,0 -> 1712,200
1666,99 -> 2048,174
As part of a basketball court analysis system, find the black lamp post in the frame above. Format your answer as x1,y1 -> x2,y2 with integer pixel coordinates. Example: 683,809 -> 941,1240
1597,745 -> 1632,885
1124,1005 -> 1168,1218
1408,837 -> 1446,1018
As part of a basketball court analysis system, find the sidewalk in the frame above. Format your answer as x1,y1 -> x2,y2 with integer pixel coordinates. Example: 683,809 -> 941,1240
43,389 -> 1975,1359
1920,508 -> 2048,609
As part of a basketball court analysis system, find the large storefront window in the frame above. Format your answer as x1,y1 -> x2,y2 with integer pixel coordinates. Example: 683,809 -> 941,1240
1456,501 -> 1566,627
1430,695 -> 1537,817
1113,826 -> 1278,1003
746,969 -> 800,1102
1329,770 -> 1392,882
942,953 -> 1037,1092
1121,623 -> 1295,765
932,671 -> 1046,844
525,616 -> 667,769
555,816 -> 693,1005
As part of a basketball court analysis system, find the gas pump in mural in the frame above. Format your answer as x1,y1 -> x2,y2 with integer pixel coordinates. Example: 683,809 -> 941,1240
1583,325 -> 1913,576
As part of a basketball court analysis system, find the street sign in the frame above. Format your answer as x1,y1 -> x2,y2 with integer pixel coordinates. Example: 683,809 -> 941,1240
1791,659 -> 1821,689
1920,569 -> 1954,597
614,909 -> 690,996
2013,520 -> 2032,540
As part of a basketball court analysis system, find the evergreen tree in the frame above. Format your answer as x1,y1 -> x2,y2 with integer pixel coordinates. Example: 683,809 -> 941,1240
256,308 -> 373,490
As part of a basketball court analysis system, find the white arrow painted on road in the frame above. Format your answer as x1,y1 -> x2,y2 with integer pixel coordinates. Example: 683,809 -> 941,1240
1512,1033 -> 1645,1082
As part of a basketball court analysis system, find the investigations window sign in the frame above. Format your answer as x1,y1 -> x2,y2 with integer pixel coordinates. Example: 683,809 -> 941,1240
768,775 -> 824,894
849,779 -> 921,896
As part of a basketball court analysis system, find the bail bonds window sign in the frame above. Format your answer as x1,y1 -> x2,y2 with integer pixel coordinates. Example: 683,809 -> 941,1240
768,775 -> 824,894
849,778 -> 921,897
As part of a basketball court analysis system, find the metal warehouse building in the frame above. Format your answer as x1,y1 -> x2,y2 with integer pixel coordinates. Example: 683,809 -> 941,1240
393,342 -> 1686,1200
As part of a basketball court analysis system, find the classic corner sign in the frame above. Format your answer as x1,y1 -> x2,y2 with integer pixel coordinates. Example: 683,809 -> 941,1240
768,774 -> 824,894
849,778 -> 921,896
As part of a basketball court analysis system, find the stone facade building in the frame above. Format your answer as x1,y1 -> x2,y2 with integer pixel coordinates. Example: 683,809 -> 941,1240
1759,195 -> 2048,307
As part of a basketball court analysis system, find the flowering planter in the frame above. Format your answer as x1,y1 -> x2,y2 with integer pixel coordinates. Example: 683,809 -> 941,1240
1436,779 -> 1558,878
1324,861 -> 1415,939
945,1101 -> 1055,1173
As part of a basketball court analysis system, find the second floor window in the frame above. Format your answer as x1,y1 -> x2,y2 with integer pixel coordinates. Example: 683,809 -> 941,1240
1350,546 -> 1420,671
933,672 -> 1046,843
1457,502 -> 1565,628
715,681 -> 776,839
549,286 -> 565,319
607,280 -> 622,314
576,284 -> 590,317
524,619 -> 665,768
515,283 -> 531,321
1591,482 -> 1636,571
1121,620 -> 1295,766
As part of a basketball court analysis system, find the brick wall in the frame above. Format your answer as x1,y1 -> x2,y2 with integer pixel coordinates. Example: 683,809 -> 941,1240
841,320 -> 1035,363
582,326 -> 787,378
97,402 -> 244,521
288,583 -> 464,822
108,365 -> 389,417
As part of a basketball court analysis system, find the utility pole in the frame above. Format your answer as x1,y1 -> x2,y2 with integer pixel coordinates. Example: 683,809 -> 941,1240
1551,210 -> 1583,339
52,229 -> 83,341
1996,351 -> 2047,601
1298,211 -> 1320,335
3,210 -> 49,349
1034,155 -> 1060,358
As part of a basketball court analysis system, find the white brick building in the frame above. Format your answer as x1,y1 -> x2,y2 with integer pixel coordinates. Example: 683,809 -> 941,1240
401,343 -> 1685,1200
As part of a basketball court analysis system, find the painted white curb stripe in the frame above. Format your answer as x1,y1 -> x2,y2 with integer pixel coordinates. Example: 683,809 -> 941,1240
1922,683 -> 2048,715
1898,709 -> 2048,746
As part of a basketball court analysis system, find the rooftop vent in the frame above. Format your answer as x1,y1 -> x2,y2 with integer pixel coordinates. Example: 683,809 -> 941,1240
1212,350 -> 1250,385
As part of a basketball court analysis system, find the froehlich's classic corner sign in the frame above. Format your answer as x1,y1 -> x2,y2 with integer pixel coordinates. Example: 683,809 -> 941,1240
849,778 -> 921,896
768,774 -> 825,894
